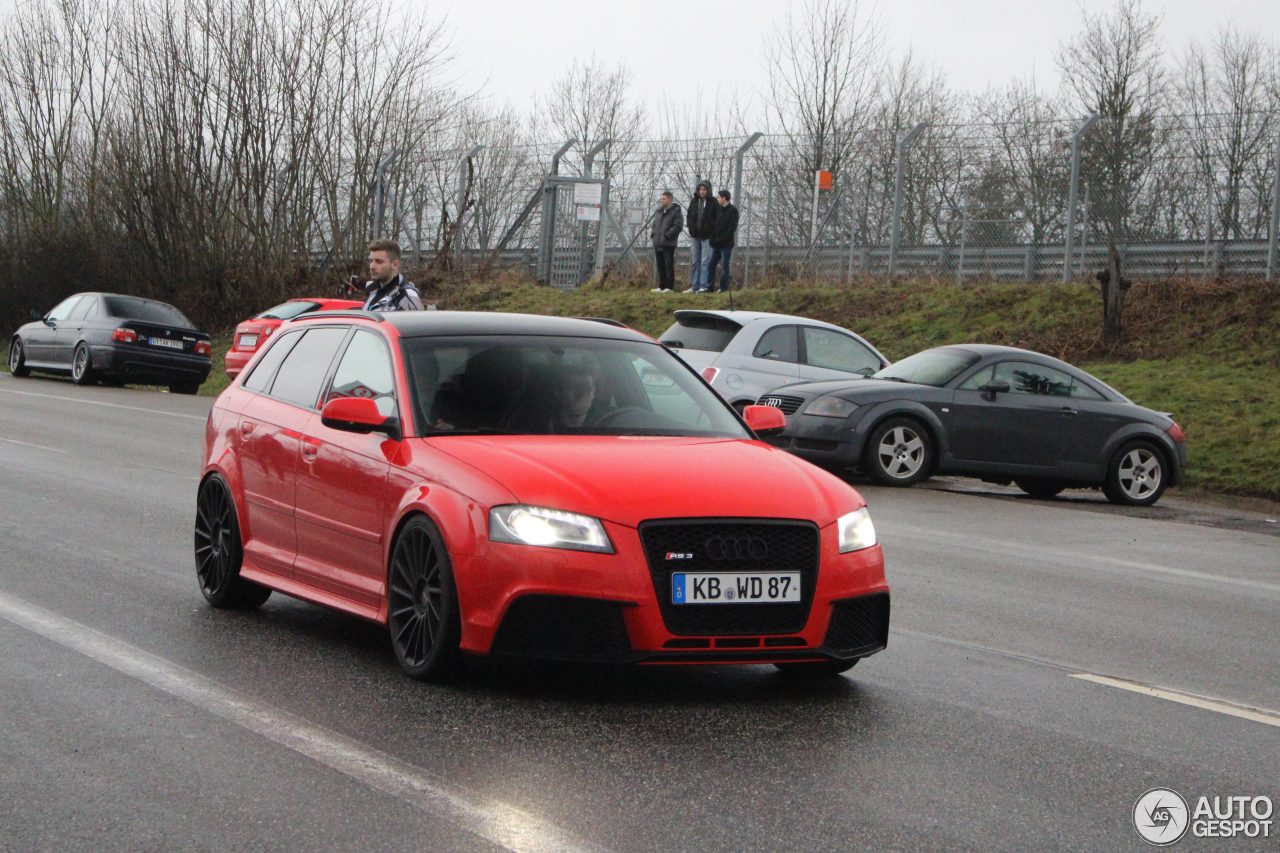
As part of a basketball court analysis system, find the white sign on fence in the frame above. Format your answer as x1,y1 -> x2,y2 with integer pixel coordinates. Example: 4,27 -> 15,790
573,182 -> 602,206
576,205 -> 600,222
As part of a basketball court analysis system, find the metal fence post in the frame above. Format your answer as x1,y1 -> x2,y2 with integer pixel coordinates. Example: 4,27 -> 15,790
956,197 -> 968,288
733,133 -> 763,212
453,145 -> 484,269
1268,132 -> 1280,284
1064,114 -> 1099,283
888,122 -> 927,282
369,149 -> 402,241
581,139 -> 610,284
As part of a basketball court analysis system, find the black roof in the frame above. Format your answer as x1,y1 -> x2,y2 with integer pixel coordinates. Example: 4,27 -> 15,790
302,310 -> 652,343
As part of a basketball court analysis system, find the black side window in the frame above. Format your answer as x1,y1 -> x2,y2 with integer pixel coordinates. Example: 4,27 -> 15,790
753,325 -> 799,362
992,361 -> 1074,397
243,330 -> 304,392
267,327 -> 349,409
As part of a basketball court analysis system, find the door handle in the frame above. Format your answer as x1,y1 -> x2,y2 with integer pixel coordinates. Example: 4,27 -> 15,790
301,439 -> 320,462
240,421 -> 254,436
1059,406 -> 1078,416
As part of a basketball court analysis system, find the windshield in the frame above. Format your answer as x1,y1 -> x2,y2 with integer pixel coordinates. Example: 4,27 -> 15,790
259,301 -> 321,321
874,347 -> 981,387
401,335 -> 750,438
104,296 -> 194,328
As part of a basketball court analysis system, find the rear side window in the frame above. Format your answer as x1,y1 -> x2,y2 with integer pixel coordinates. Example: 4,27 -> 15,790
659,316 -> 741,352
753,325 -> 799,362
267,327 -> 348,409
243,330 -> 304,392
105,296 -> 193,328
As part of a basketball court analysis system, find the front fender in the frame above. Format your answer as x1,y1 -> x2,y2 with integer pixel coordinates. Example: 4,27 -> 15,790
1101,425 -> 1182,483
857,400 -> 950,459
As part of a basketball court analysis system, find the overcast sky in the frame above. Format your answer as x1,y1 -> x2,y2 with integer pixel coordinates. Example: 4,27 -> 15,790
440,0 -> 1280,122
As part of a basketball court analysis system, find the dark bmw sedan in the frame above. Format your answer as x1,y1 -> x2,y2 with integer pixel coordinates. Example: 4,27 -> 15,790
758,344 -> 1187,506
9,292 -> 212,394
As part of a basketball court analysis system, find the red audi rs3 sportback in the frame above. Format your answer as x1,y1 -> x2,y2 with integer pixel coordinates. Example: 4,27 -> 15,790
195,311 -> 889,680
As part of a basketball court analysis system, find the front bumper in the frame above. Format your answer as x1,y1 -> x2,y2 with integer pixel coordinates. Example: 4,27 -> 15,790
764,411 -> 868,470
91,343 -> 211,385
456,518 -> 889,666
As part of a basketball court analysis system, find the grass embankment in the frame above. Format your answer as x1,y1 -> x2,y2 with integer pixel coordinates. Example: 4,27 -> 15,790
5,279 -> 1278,499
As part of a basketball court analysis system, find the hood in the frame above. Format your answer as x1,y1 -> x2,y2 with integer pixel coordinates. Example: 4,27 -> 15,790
771,377 -> 908,400
695,180 -> 713,194
426,435 -> 859,529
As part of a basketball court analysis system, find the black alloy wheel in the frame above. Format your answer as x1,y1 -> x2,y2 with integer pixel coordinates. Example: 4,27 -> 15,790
8,337 -> 30,377
1015,479 -> 1067,499
71,343 -> 96,385
193,476 -> 271,609
864,417 -> 933,486
387,516 -> 462,680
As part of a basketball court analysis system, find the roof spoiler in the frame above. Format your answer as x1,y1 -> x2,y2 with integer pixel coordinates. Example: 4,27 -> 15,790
291,309 -> 385,322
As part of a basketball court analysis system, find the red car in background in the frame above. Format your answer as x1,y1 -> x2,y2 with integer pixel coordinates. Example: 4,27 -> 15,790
196,311 -> 890,681
223,298 -> 363,378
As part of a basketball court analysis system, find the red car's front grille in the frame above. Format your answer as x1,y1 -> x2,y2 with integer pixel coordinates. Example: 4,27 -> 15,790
637,519 -> 819,636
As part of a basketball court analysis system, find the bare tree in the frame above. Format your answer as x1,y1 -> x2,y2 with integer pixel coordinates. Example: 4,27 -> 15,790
538,55 -> 647,182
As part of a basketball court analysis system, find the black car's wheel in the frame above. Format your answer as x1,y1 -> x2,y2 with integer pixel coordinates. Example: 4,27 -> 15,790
1103,441 -> 1168,507
1015,478 -> 1067,499
194,476 -> 272,609
387,515 -> 462,681
71,343 -> 96,386
169,382 -> 201,395
8,337 -> 30,377
774,659 -> 858,677
864,417 -> 933,486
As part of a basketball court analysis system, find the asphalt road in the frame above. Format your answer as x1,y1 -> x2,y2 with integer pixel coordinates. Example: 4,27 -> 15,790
1,372 -> 1276,852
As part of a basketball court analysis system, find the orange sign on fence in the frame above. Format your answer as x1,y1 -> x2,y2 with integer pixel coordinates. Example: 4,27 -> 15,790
817,170 -> 834,191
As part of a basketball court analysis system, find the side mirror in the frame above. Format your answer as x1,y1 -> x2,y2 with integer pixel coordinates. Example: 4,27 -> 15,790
321,397 -> 401,440
743,404 -> 786,437
980,379 -> 1011,400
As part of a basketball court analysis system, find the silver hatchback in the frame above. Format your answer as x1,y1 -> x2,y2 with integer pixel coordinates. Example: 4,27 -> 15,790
660,310 -> 888,412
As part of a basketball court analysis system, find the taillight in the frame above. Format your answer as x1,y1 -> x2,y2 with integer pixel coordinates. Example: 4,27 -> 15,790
112,327 -> 137,344
701,367 -> 720,384
194,341 -> 212,356
1167,421 -> 1185,443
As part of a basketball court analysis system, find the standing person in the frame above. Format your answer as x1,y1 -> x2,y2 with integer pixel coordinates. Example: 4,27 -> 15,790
360,239 -> 424,311
707,190 -> 740,293
685,180 -> 718,292
650,191 -> 683,293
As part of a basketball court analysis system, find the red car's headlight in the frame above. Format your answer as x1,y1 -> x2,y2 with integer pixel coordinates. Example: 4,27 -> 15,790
837,507 -> 877,553
489,505 -> 614,554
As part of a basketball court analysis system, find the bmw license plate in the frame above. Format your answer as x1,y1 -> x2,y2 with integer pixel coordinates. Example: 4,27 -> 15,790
237,333 -> 258,348
149,337 -> 184,350
672,572 -> 800,605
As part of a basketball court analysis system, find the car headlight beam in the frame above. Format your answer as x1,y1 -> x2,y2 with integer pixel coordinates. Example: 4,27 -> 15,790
490,505 -> 614,554
837,507 -> 877,553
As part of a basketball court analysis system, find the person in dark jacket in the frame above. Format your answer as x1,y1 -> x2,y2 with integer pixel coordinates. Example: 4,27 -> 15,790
650,191 -> 683,293
707,190 -> 740,293
360,239 -> 424,311
685,180 -> 718,292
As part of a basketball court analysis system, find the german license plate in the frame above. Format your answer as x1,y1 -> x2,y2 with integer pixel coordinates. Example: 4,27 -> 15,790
148,337 -> 184,350
672,572 -> 801,605
237,334 -> 258,348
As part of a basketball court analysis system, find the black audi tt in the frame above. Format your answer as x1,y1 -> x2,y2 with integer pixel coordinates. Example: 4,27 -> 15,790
757,344 -> 1187,506
8,292 -> 212,394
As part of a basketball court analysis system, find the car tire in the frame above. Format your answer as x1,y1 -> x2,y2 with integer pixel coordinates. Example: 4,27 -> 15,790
169,382 -> 201,395
71,342 -> 96,386
1103,440 -> 1169,507
1015,479 -> 1067,499
774,659 -> 858,677
864,417 -> 933,486
194,476 -> 272,609
8,337 -> 30,377
387,515 -> 463,681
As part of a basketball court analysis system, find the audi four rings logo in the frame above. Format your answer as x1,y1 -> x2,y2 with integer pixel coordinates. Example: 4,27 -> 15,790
704,536 -> 768,560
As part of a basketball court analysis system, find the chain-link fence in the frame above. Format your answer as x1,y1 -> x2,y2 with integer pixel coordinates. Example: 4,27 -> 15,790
387,113 -> 1280,287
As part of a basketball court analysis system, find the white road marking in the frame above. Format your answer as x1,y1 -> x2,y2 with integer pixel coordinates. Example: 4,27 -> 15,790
0,436 -> 65,453
0,386 -> 207,421
0,590 -> 604,853
1070,673 -> 1280,729
891,527 -> 1280,596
